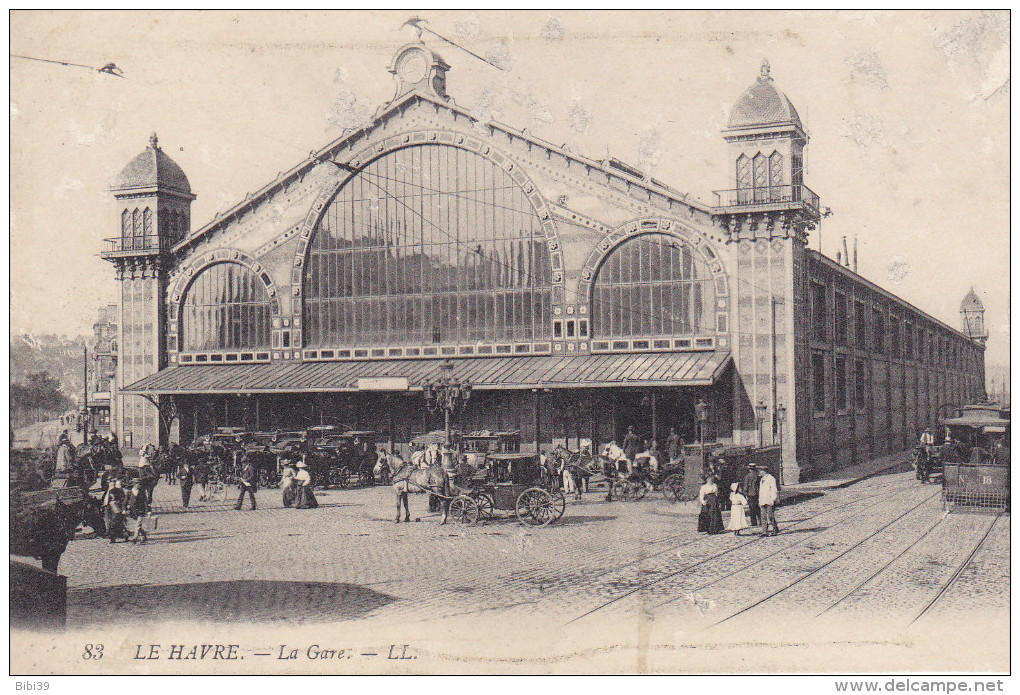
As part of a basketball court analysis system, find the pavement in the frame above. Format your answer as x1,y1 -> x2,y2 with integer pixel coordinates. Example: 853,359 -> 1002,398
781,449 -> 913,503
12,454 -> 1009,674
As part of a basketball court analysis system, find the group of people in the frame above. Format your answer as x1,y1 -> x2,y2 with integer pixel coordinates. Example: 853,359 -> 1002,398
698,462 -> 780,537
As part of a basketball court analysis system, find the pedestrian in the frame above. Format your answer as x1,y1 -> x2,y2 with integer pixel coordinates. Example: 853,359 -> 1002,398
758,465 -> 780,536
741,463 -> 761,527
194,458 -> 210,502
697,475 -> 724,534
127,480 -> 149,544
728,483 -> 750,536
280,457 -> 298,507
138,446 -> 160,512
103,477 -> 129,543
294,460 -> 318,509
622,426 -> 640,464
178,456 -> 195,508
233,454 -> 258,511
665,427 -> 682,463
375,448 -> 391,485
55,431 -> 74,475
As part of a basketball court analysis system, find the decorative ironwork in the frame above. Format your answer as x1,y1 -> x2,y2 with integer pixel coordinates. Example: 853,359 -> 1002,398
422,358 -> 472,445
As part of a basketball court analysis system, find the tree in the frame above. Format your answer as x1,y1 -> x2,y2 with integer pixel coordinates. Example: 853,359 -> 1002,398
10,371 -> 73,416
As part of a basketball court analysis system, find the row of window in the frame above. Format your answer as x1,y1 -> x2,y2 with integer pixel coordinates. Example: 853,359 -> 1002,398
811,281 -> 978,370
120,206 -> 189,244
811,350 -> 977,417
176,144 -> 722,353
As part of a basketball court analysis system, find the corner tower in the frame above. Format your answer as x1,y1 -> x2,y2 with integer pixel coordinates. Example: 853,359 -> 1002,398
960,287 -> 988,346
716,60 -> 821,485
102,133 -> 195,449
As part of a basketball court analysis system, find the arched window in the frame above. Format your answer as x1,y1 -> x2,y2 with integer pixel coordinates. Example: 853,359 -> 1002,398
132,209 -> 141,237
736,154 -> 751,189
591,233 -> 715,339
180,262 -> 272,351
143,208 -> 153,236
121,210 -> 130,237
769,151 -> 783,186
752,153 -> 768,188
304,144 -> 553,347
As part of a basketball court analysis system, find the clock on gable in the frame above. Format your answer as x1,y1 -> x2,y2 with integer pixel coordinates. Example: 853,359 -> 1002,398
388,43 -> 450,101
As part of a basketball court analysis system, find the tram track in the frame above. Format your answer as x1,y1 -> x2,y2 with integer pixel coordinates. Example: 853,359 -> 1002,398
908,512 -> 1003,626
559,478 -> 926,626
699,486 -> 943,632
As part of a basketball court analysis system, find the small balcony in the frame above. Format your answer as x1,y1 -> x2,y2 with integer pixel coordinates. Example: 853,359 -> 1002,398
714,184 -> 820,218
100,235 -> 161,259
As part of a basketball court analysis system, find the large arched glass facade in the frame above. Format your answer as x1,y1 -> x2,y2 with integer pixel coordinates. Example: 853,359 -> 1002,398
304,144 -> 553,347
180,262 -> 272,351
591,233 -> 715,338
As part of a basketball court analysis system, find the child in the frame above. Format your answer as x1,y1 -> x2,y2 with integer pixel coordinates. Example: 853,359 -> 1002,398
127,481 -> 149,544
728,482 -> 750,536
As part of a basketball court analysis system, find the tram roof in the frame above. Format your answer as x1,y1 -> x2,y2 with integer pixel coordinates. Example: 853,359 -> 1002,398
122,351 -> 731,395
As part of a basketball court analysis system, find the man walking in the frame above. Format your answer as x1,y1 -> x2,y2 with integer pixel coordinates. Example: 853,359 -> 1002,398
741,463 -> 761,527
178,456 -> 195,508
234,454 -> 258,511
758,465 -> 779,536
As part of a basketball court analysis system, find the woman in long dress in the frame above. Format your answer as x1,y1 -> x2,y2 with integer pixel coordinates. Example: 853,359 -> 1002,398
728,482 -> 750,536
279,459 -> 297,508
294,460 -> 318,509
698,476 -> 725,534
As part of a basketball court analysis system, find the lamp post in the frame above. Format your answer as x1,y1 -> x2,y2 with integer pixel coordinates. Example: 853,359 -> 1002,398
776,403 -> 787,449
755,399 -> 768,449
695,398 -> 709,470
422,359 -> 472,447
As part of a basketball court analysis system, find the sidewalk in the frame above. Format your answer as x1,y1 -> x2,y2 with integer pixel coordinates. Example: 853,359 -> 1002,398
780,449 -> 913,504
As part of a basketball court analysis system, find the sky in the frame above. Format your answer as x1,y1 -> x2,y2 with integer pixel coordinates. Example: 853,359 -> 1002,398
8,10 -> 1011,368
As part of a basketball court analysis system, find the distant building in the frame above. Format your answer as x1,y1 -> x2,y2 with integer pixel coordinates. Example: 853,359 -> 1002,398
106,46 -> 985,481
86,304 -> 118,436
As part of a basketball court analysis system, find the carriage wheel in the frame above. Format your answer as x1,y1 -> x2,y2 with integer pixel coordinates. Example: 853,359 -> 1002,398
336,467 -> 353,489
609,479 -> 627,501
475,494 -> 494,520
210,481 -> 227,503
662,474 -> 684,503
551,489 -> 566,521
449,495 -> 479,526
633,481 -> 648,501
516,488 -> 554,527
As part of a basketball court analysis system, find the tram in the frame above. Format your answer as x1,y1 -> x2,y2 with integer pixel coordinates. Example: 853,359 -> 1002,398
940,403 -> 1010,511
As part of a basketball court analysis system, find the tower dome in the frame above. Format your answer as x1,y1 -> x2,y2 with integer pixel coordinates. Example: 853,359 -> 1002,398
727,59 -> 803,131
112,133 -> 191,195
961,286 -> 984,312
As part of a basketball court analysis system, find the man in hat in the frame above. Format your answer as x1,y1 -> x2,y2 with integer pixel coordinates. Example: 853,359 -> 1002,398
55,430 -> 75,475
622,426 -> 640,465
665,427 -> 683,464
741,463 -> 761,528
757,464 -> 780,536
233,452 -> 258,511
178,454 -> 195,508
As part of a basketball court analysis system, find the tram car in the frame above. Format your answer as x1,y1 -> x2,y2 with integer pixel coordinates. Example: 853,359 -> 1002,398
308,430 -> 378,488
940,404 -> 1010,511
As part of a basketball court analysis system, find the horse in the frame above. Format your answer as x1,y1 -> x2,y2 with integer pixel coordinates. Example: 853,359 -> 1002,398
387,455 -> 452,524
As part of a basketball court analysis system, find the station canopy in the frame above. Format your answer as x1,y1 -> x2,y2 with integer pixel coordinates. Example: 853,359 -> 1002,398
122,351 -> 731,395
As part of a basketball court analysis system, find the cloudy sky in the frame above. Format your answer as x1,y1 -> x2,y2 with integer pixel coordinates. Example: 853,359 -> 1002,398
9,10 -> 1010,367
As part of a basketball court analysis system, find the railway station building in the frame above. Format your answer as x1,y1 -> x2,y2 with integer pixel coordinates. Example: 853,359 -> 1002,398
108,44 -> 986,483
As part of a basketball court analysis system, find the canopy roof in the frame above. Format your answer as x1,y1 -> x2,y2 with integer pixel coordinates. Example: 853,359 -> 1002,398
122,351 -> 731,395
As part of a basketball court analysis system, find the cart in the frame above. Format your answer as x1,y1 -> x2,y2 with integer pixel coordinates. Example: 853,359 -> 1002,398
447,452 -> 566,527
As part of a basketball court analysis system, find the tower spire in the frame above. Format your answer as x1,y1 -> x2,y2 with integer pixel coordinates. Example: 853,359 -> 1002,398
149,132 -> 159,150
760,58 -> 771,80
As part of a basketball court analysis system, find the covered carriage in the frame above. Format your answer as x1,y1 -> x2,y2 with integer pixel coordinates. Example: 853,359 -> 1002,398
447,452 -> 566,527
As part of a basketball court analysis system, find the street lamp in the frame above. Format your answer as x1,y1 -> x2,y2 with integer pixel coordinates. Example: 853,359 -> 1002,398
755,399 -> 768,449
422,359 -> 472,447
695,398 -> 709,470
776,403 -> 787,448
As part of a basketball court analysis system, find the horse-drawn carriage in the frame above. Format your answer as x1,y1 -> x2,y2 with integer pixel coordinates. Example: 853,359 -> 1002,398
308,430 -> 378,488
447,452 -> 566,526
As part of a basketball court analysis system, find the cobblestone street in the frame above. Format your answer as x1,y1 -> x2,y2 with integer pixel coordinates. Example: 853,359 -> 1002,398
39,464 -> 1008,672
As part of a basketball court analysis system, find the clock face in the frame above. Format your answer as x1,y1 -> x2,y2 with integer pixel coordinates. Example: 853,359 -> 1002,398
399,52 -> 428,83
